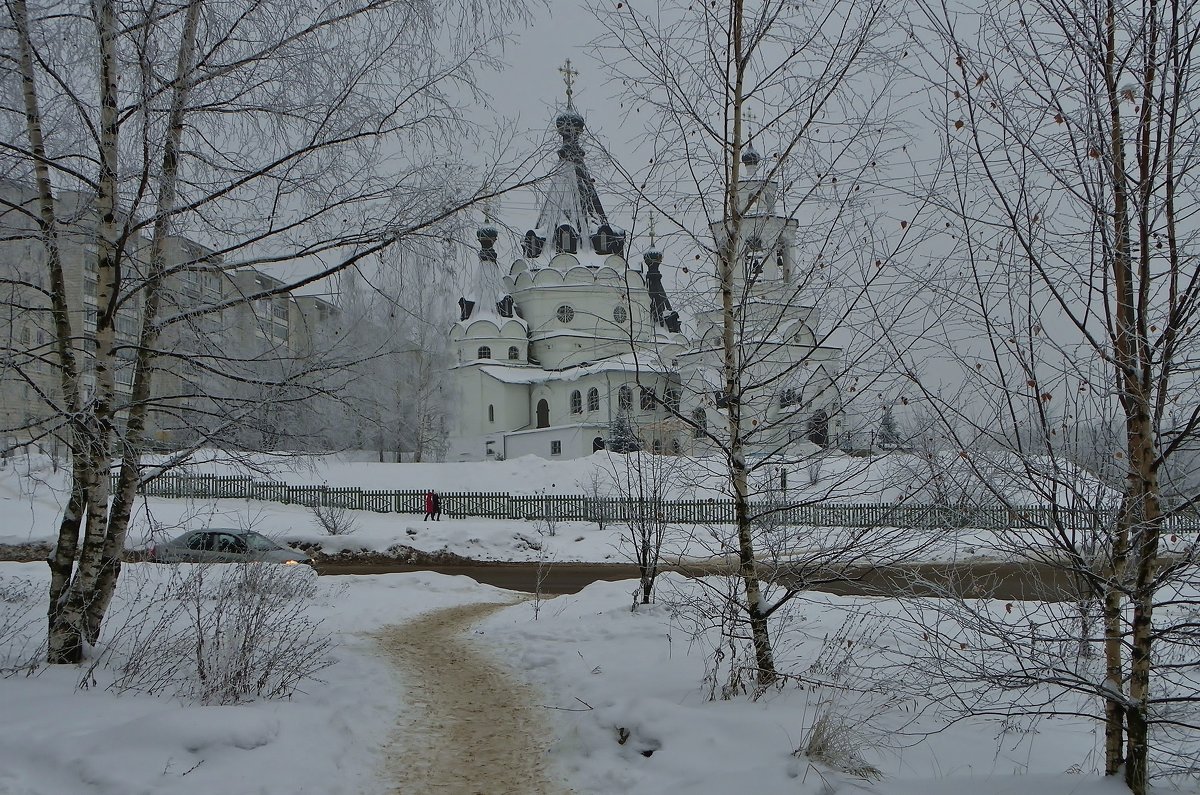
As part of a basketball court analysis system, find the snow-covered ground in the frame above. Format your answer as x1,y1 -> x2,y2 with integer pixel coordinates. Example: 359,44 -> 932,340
1,561 -> 1189,795
1,452 -> 1197,794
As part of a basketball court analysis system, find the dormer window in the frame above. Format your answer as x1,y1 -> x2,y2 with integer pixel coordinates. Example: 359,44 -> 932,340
591,223 -> 625,255
522,230 -> 545,258
555,223 -> 580,254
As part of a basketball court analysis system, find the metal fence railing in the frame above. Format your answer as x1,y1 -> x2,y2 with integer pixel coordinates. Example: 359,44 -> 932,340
115,473 -> 1200,531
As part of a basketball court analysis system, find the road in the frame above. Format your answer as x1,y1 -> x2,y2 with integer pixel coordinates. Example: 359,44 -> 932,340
316,559 -> 1085,601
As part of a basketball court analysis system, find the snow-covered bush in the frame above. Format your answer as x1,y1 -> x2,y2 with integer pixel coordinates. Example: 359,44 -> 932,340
104,563 -> 333,704
310,502 -> 357,536
0,575 -> 42,676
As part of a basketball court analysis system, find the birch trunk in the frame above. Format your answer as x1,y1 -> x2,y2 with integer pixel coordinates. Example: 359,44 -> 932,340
48,0 -> 122,663
1123,423 -> 1160,795
86,0 -> 204,642
719,0 -> 775,688
1102,499 -> 1129,775
10,0 -> 100,662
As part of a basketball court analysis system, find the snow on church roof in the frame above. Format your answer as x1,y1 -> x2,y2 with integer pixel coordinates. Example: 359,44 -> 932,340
475,352 -> 672,385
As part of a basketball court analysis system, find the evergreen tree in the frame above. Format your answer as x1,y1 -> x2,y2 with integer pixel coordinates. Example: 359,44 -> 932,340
879,405 -> 901,450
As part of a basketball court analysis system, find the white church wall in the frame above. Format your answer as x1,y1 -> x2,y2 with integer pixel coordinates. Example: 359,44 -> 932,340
504,422 -> 608,460
450,367 -> 530,441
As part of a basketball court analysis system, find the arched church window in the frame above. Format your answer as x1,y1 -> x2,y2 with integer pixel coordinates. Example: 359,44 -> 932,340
508,346 -> 520,360
570,390 -> 582,415
555,223 -> 579,254
587,387 -> 599,412
488,404 -> 494,422
808,409 -> 830,448
640,387 -> 655,411
692,408 -> 707,439
612,305 -> 627,324
618,386 -> 633,411
477,346 -> 491,359
536,399 -> 550,428
665,388 -> 681,412
522,230 -> 545,258
556,304 -> 575,323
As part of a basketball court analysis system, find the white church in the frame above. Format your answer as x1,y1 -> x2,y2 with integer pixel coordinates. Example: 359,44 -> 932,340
447,78 -> 844,462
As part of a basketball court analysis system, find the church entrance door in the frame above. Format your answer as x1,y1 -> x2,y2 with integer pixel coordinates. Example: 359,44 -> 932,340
536,399 -> 549,428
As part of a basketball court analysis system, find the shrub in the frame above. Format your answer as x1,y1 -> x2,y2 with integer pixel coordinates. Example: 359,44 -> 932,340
105,563 -> 333,704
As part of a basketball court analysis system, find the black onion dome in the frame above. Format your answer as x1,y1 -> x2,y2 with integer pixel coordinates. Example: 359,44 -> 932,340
555,109 -> 586,137
643,247 -> 663,269
741,145 -> 761,169
476,223 -> 499,247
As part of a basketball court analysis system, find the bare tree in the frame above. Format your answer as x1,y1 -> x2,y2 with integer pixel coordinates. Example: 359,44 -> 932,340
592,0 -> 936,685
904,0 -> 1200,788
600,448 -> 688,605
0,0 -> 534,663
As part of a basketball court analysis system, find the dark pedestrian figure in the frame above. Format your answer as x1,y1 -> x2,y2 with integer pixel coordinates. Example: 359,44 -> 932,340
424,489 -> 436,521
431,490 -> 441,521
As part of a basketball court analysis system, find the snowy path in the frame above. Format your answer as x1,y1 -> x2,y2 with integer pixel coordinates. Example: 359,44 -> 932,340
375,601 -> 573,795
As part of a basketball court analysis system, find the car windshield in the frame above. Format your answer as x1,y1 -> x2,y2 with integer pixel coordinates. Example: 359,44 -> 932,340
241,531 -> 282,552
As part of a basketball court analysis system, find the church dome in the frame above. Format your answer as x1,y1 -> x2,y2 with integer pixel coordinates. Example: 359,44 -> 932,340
555,109 -> 585,137
477,222 -> 499,248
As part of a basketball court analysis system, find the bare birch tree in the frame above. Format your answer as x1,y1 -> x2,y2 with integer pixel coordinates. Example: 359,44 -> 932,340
903,0 -> 1200,788
592,0 -> 936,685
0,0 -> 533,663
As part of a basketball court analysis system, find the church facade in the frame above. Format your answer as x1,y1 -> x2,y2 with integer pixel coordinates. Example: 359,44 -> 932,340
446,89 -> 843,462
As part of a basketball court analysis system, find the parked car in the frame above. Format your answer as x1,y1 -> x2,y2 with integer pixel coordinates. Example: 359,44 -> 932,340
147,529 -> 311,566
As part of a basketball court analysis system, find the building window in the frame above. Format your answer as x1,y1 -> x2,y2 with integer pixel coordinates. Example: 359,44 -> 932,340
556,304 -> 575,323
555,224 -> 579,254
780,388 -> 798,408
570,390 -> 582,414
671,438 -> 683,455
692,408 -> 707,439
536,399 -> 550,428
618,385 -> 633,411
651,438 -> 663,454
477,346 -> 491,359
508,346 -> 520,360
551,440 -> 562,456
640,387 -> 655,411
488,404 -> 494,422
587,387 -> 599,412
612,305 -> 627,324
665,388 -> 681,412
808,409 -> 830,448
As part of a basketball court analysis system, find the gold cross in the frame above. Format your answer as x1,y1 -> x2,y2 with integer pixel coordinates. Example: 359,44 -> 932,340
559,58 -> 579,101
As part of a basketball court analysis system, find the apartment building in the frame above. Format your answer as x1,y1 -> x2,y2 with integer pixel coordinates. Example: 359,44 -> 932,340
0,182 -> 347,453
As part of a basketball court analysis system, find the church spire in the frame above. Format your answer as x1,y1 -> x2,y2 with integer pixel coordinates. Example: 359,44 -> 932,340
741,108 -> 761,176
524,61 -> 625,260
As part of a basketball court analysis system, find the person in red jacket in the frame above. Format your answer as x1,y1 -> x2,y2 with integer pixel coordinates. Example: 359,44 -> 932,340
424,489 -> 436,521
